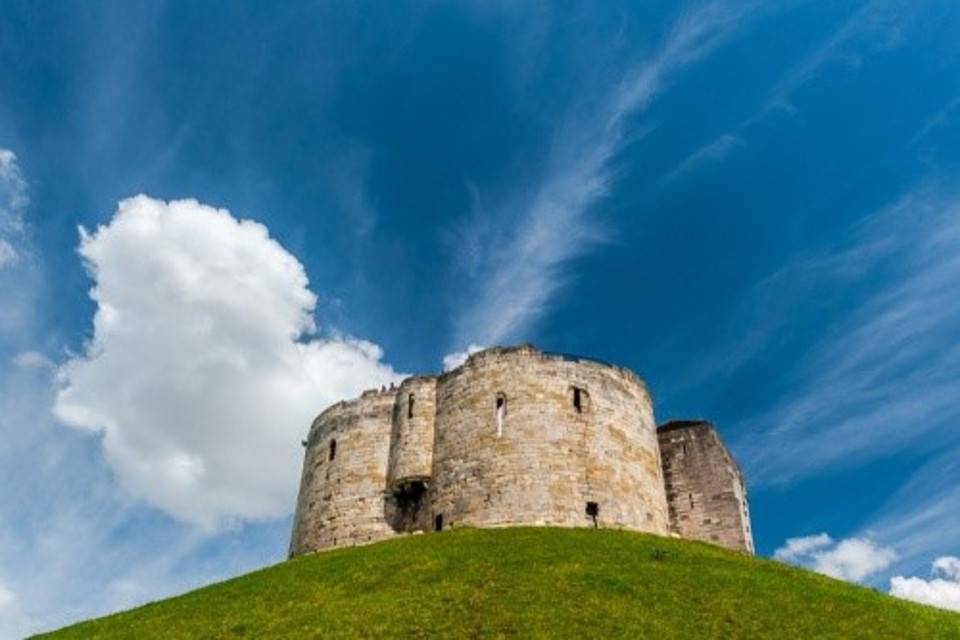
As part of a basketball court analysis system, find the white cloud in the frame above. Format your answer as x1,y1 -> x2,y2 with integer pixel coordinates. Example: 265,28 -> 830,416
442,344 -> 485,371
451,2 -> 756,349
933,557 -> 960,581
773,532 -> 834,563
53,196 -> 401,527
774,533 -> 896,583
890,556 -> 960,612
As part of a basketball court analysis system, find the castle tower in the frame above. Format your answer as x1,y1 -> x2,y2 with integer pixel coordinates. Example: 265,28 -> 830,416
657,420 -> 754,553
429,346 -> 670,534
384,376 -> 437,533
289,346 -> 754,557
288,388 -> 396,556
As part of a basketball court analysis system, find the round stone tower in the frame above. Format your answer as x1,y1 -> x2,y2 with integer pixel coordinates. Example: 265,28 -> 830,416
428,345 -> 669,534
288,388 -> 396,556
384,376 -> 437,532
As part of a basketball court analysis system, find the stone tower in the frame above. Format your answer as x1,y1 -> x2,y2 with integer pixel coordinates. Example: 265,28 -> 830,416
289,345 -> 753,557
658,420 -> 754,553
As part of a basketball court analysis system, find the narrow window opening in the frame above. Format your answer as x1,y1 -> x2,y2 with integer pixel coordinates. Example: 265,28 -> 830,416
572,387 -> 584,413
407,393 -> 415,419
329,439 -> 337,461
434,514 -> 444,532
495,393 -> 506,438
585,501 -> 599,527
688,493 -> 694,509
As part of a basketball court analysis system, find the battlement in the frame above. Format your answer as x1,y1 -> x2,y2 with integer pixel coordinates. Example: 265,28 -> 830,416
289,345 -> 753,557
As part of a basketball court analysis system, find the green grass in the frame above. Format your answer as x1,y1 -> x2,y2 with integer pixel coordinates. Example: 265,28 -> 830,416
36,527 -> 960,639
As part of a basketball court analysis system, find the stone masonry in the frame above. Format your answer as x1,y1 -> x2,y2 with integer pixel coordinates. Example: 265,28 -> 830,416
658,420 -> 754,553
289,345 -> 754,556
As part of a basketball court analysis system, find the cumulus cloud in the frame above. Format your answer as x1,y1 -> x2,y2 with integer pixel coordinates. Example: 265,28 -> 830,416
442,344 -> 486,371
53,196 -> 401,527
773,532 -> 833,562
774,533 -> 896,583
890,556 -> 960,612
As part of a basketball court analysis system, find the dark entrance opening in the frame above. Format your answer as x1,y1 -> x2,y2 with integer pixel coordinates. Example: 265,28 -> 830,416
434,514 -> 444,532
386,480 -> 428,533
586,501 -> 599,527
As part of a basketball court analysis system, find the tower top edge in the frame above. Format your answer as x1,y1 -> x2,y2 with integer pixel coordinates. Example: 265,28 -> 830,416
444,344 -> 648,388
657,419 -> 715,433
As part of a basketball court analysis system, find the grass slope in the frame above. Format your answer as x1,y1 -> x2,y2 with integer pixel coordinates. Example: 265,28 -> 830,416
37,528 -> 960,639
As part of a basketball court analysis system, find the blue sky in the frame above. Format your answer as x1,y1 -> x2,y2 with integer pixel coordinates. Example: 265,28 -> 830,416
2,0 -> 960,633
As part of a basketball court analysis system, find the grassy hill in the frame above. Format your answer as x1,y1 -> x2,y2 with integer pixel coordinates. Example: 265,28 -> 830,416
36,527 -> 960,639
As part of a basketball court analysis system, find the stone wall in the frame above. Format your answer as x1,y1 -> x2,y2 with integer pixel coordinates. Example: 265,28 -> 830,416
657,420 -> 754,553
429,346 -> 669,534
288,389 -> 397,556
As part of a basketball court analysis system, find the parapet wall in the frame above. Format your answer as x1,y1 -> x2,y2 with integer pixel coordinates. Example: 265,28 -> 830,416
657,420 -> 754,553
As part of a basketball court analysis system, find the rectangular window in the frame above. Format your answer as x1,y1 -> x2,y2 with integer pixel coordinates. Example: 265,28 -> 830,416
408,394 -> 415,419
495,394 -> 506,438
573,387 -> 583,413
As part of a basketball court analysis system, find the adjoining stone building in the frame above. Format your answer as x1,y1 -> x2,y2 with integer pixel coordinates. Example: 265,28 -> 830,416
289,345 -> 754,556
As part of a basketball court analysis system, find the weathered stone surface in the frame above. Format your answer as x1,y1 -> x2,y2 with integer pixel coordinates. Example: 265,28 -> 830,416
658,420 -> 754,553
385,376 -> 437,533
430,346 -> 668,534
288,389 -> 396,556
289,345 -> 755,557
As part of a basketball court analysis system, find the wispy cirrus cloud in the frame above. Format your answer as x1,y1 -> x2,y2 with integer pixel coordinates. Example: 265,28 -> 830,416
450,2 -> 757,350
859,451 -> 960,579
729,187 -> 960,485
661,133 -> 743,183
0,149 -> 43,344
0,149 -> 28,270
667,0 -> 915,180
